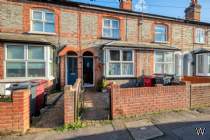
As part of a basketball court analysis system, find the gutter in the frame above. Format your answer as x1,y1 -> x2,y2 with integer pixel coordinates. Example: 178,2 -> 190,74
0,39 -> 56,49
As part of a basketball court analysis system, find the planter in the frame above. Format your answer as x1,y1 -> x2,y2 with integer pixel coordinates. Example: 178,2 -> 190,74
102,89 -> 108,93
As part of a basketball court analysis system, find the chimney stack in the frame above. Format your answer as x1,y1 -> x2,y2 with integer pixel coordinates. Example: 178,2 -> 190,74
185,0 -> 201,21
119,0 -> 132,10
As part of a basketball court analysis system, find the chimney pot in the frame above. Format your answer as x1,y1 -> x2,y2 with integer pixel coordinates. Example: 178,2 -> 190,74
185,0 -> 201,21
119,0 -> 132,10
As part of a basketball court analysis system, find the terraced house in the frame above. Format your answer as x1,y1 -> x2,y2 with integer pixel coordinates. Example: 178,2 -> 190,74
0,0 -> 210,88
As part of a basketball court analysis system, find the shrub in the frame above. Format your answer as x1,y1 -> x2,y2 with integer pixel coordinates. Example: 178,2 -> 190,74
56,120 -> 86,132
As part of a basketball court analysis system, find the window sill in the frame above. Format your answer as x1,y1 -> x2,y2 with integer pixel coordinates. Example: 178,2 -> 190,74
100,37 -> 121,40
153,41 -> 169,44
196,73 -> 210,76
1,77 -> 55,83
105,76 -> 135,79
27,31 -> 56,36
194,42 -> 206,45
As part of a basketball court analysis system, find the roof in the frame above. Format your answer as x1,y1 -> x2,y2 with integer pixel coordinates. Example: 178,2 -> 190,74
192,48 -> 210,54
103,41 -> 180,51
28,0 -> 210,26
0,33 -> 56,47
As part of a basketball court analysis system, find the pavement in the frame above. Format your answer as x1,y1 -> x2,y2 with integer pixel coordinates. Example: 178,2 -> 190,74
1,108 -> 210,140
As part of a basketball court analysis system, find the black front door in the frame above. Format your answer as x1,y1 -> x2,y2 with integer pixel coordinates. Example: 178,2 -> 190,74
83,57 -> 93,86
67,57 -> 78,85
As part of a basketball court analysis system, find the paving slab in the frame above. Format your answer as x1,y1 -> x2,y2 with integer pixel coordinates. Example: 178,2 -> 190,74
173,122 -> 210,140
125,120 -> 164,140
56,124 -> 131,140
197,108 -> 210,115
112,120 -> 133,140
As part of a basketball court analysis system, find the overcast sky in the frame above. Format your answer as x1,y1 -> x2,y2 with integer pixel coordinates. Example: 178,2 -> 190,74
71,0 -> 210,22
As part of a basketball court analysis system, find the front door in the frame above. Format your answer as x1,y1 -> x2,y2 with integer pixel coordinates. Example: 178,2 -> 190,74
83,57 -> 93,87
67,57 -> 78,85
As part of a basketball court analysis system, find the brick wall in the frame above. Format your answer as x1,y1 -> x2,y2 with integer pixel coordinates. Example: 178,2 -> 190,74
190,83 -> 210,108
64,85 -> 75,124
64,79 -> 82,124
182,76 -> 210,83
111,84 -> 189,119
0,89 -> 30,134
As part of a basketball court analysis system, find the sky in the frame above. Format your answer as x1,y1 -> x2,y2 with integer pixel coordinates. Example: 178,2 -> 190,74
71,0 -> 210,23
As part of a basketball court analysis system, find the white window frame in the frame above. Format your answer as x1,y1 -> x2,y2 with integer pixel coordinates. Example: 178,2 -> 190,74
30,9 -> 55,34
154,51 -> 175,75
102,18 -> 120,39
195,28 -> 205,44
105,48 -> 134,78
174,52 -> 183,77
208,54 -> 210,75
154,25 -> 168,43
4,43 -> 54,79
196,54 -> 205,76
196,53 -> 210,76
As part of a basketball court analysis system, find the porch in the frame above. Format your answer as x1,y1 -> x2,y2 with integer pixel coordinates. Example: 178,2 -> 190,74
58,46 -> 102,88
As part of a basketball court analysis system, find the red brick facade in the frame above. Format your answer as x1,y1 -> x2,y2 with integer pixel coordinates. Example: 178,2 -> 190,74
0,0 -> 210,87
111,84 -> 190,118
0,89 -> 30,134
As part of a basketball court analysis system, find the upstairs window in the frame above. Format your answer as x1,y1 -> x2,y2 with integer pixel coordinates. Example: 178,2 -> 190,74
195,28 -> 205,44
102,18 -> 120,39
31,10 -> 55,33
155,25 -> 167,43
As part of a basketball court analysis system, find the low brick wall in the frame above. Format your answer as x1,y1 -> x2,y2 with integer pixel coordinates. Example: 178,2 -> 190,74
182,76 -> 210,83
111,84 -> 189,119
190,83 -> 210,108
64,79 -> 82,125
0,89 -> 30,134
64,85 -> 75,124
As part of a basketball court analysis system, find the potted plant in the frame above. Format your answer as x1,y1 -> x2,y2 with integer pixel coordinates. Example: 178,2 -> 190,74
102,79 -> 109,93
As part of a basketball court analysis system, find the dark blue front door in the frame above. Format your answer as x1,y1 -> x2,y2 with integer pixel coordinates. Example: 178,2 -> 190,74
67,57 -> 78,85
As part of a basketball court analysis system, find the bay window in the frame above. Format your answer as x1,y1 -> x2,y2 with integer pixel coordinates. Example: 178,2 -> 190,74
5,44 -> 53,78
31,9 -> 55,33
196,53 -> 210,76
106,49 -> 134,77
209,55 -> 210,74
197,54 -> 204,74
155,52 -> 174,74
102,19 -> 120,39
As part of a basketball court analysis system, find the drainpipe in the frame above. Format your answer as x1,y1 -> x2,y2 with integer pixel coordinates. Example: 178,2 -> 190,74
125,16 -> 128,41
77,8 -> 82,79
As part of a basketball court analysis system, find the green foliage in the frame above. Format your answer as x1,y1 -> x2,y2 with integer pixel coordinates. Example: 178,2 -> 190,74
56,120 -> 86,132
96,79 -> 109,92
102,79 -> 109,89
0,97 -> 12,102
